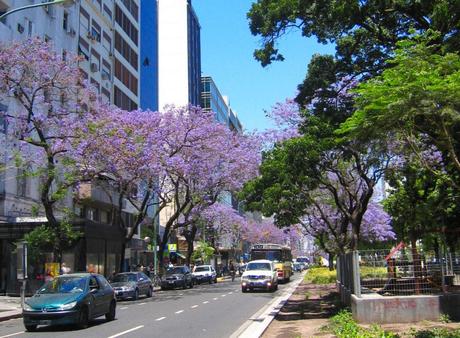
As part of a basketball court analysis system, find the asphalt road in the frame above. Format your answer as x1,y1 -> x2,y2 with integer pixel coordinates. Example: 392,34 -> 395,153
0,273 -> 303,338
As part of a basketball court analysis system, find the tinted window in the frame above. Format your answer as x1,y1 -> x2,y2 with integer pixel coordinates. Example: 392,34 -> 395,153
39,276 -> 87,294
167,267 -> 185,274
112,274 -> 137,282
194,266 -> 210,272
247,263 -> 271,271
96,275 -> 110,288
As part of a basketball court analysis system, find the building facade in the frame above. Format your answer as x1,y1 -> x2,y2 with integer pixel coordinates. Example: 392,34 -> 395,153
0,0 -> 145,295
157,0 -> 201,108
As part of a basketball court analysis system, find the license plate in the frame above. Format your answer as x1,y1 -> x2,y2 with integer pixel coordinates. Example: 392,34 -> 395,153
39,320 -> 52,325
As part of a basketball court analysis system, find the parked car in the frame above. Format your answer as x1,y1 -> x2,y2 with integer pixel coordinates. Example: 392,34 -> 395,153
22,273 -> 116,332
109,272 -> 153,300
161,266 -> 194,290
241,260 -> 278,292
192,265 -> 217,284
293,262 -> 303,272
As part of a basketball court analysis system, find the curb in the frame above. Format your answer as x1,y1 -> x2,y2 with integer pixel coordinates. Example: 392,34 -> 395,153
0,310 -> 22,322
230,272 -> 305,338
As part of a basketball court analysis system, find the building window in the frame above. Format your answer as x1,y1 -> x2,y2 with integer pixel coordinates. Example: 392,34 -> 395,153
115,5 -> 138,45
121,0 -> 138,21
63,11 -> 69,30
80,9 -> 90,33
115,32 -> 138,69
103,4 -> 112,20
16,168 -> 28,197
90,20 -> 101,42
17,23 -> 24,34
78,38 -> 90,61
102,31 -> 111,53
114,86 -> 137,111
102,59 -> 111,80
25,18 -> 35,37
114,59 -> 137,95
90,78 -> 100,93
91,48 -> 100,72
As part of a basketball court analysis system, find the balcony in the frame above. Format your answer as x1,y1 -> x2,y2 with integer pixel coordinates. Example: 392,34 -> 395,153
77,182 -> 122,207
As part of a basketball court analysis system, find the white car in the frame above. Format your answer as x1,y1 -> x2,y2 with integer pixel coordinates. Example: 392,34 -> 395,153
192,265 -> 217,284
241,260 -> 278,292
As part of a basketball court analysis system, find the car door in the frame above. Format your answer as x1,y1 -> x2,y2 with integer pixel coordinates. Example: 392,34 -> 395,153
89,276 -> 105,317
138,273 -> 149,294
184,267 -> 191,284
96,275 -> 114,314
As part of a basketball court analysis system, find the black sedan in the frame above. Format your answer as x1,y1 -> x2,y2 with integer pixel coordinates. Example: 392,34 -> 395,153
22,273 -> 116,332
110,272 -> 153,300
161,266 -> 193,290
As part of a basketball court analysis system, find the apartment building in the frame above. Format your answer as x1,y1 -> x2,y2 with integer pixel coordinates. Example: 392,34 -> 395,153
0,0 -> 144,295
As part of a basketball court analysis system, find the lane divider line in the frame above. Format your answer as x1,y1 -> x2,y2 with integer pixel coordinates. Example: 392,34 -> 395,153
175,310 -> 184,314
156,317 -> 166,321
221,294 -> 226,297
120,306 -> 129,310
107,325 -> 144,338
213,297 -> 218,300
191,305 -> 198,309
0,332 -> 25,338
138,303 -> 146,306
202,301 -> 209,304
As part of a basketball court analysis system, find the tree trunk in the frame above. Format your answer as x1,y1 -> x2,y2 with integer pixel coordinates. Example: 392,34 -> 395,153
185,225 -> 197,266
119,241 -> 126,272
329,253 -> 334,270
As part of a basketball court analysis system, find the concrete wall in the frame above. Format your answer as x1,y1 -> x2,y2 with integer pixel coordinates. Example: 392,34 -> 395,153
351,294 -> 441,324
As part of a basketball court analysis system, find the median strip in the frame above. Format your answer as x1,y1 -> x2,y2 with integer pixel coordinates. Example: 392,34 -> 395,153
107,325 -> 144,338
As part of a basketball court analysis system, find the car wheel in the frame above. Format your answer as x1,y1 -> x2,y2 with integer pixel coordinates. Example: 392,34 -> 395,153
105,301 -> 116,321
189,280 -> 194,289
78,307 -> 89,329
242,287 -> 247,293
24,324 -> 37,332
147,286 -> 153,298
133,289 -> 139,300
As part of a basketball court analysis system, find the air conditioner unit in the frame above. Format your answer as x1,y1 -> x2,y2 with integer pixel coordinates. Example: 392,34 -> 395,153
90,62 -> 98,72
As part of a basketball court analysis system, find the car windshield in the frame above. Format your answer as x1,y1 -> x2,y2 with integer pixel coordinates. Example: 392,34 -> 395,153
194,267 -> 210,272
246,263 -> 271,271
38,276 -> 87,294
167,267 -> 184,274
112,274 -> 137,283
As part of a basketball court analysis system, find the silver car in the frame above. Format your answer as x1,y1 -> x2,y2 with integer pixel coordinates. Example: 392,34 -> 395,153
192,265 -> 217,284
110,272 -> 153,300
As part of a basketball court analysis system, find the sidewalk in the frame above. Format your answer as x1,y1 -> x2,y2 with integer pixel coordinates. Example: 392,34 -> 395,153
0,296 -> 22,322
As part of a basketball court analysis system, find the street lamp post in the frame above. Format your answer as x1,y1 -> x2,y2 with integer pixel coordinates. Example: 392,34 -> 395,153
0,0 -> 74,21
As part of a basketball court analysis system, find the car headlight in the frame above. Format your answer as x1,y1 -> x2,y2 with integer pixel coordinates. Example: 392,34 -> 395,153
59,301 -> 77,311
241,278 -> 250,283
23,302 -> 34,311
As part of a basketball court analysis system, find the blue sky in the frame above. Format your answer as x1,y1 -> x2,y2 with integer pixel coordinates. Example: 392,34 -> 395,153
193,0 -> 335,132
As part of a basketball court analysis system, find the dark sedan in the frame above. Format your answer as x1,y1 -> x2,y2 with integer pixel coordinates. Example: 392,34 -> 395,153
22,273 -> 116,332
110,272 -> 153,300
161,266 -> 193,290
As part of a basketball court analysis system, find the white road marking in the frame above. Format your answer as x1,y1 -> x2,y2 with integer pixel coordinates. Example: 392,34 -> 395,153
107,325 -> 144,338
179,293 -> 184,296
213,297 -> 218,300
156,316 -> 166,321
191,305 -> 199,309
229,292 -> 233,294
120,306 -> 129,310
175,310 -> 184,314
202,301 -> 209,304
221,294 -> 226,297
0,332 -> 25,338
138,302 -> 146,306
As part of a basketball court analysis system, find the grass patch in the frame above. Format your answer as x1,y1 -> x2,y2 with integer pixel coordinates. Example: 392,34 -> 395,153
304,267 -> 336,284
360,266 -> 388,279
330,310 -> 397,338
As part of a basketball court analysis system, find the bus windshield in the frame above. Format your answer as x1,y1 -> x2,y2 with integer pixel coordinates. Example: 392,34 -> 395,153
251,250 -> 281,262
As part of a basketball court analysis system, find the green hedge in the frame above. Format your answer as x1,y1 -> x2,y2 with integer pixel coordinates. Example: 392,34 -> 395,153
304,267 -> 337,284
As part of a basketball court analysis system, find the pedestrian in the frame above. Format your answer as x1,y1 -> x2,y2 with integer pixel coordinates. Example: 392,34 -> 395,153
229,260 -> 236,282
60,263 -> 71,275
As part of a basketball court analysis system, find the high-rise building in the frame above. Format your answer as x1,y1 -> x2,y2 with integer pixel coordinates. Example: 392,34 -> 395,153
201,76 -> 243,133
157,0 -> 201,109
140,0 -> 158,111
0,0 -> 146,295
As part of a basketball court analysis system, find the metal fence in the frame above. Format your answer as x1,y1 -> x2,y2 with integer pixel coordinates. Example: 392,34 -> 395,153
338,250 -> 460,298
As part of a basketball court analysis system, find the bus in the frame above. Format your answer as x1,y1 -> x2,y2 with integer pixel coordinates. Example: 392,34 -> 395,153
250,243 -> 293,283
